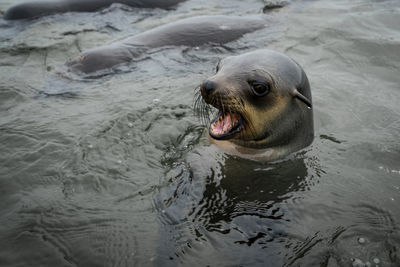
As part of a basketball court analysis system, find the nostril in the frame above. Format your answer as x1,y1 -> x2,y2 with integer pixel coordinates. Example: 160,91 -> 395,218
202,80 -> 216,94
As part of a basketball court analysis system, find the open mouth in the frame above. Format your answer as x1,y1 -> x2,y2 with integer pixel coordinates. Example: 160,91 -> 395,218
209,111 -> 244,140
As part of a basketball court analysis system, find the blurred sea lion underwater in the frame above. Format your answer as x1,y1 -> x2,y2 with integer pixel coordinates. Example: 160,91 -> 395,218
3,0 -> 186,20
65,15 -> 268,74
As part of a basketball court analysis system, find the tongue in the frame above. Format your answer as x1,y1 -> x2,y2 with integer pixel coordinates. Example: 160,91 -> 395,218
210,113 -> 239,136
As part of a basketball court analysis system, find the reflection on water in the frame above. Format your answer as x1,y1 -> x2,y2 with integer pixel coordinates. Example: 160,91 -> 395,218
1,0 -> 400,266
155,147 -> 314,265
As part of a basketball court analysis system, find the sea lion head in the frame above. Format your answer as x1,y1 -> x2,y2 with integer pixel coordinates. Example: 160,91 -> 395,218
195,49 -> 313,159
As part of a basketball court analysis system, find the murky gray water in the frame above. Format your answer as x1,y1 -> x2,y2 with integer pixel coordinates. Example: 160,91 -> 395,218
1,0 -> 400,266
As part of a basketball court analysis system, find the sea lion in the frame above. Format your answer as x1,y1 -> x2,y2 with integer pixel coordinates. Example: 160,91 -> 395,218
195,49 -> 313,161
4,0 -> 185,20
66,15 -> 267,74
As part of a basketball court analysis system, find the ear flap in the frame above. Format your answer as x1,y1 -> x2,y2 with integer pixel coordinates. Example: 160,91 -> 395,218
291,89 -> 312,109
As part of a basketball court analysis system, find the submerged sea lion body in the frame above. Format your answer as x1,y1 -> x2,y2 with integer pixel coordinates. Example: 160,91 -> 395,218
66,15 -> 267,74
197,49 -> 314,161
4,0 -> 185,20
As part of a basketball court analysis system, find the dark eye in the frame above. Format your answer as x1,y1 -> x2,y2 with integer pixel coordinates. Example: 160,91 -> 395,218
251,82 -> 270,96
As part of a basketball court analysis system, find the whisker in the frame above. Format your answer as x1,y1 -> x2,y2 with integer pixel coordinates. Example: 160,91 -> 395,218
193,86 -> 213,126
193,85 -> 254,141
219,94 -> 225,115
234,93 -> 258,140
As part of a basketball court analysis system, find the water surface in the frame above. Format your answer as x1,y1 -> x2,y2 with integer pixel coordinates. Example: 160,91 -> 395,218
0,0 -> 399,266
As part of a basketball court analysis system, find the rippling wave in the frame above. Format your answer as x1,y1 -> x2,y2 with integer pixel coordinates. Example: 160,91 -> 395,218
1,0 -> 399,266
